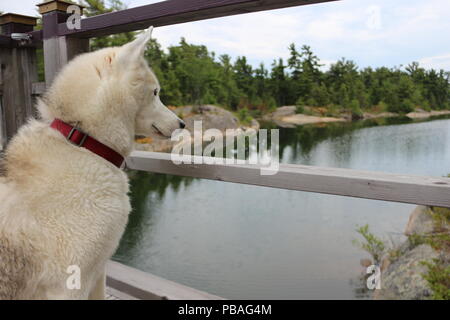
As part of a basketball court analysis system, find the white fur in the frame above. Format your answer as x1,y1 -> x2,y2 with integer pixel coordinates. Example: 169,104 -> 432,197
0,27 -> 182,299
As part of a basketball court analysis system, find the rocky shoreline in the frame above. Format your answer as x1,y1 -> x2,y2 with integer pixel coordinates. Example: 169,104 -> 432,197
134,104 -> 450,151
404,110 -> 450,119
262,106 -> 450,128
262,106 -> 345,128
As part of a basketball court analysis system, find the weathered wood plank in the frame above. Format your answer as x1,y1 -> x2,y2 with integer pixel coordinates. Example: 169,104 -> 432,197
20,46 -> 38,119
126,151 -> 450,208
0,14 -> 39,145
106,260 -> 224,300
0,98 -> 5,151
0,65 -> 4,150
57,0 -> 338,38
43,27 -> 89,86
41,9 -> 90,86
0,46 -> 38,143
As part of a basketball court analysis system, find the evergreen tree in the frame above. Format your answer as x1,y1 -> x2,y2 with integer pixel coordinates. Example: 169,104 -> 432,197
79,0 -> 135,50
270,58 -> 289,107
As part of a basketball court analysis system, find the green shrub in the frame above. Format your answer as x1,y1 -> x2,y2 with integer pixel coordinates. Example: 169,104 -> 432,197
267,97 -> 277,112
306,97 -> 318,107
296,96 -> 307,114
399,99 -> 415,114
296,105 -> 305,114
237,107 -> 252,125
387,99 -> 415,114
352,224 -> 386,264
421,259 -> 450,300
378,101 -> 388,112
325,104 -> 339,117
408,233 -> 426,248
349,99 -> 363,120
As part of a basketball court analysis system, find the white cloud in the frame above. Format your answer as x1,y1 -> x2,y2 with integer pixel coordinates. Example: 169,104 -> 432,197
0,1 -> 39,16
418,54 -> 450,71
154,10 -> 306,62
366,5 -> 382,30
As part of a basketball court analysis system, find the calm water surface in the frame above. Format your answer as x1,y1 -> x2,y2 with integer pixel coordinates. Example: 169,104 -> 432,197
113,116 -> 450,299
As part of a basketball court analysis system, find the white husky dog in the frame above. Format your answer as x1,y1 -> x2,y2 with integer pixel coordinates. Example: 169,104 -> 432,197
0,27 -> 183,299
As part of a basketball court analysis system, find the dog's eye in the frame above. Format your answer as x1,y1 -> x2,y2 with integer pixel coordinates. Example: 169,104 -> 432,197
154,89 -> 158,96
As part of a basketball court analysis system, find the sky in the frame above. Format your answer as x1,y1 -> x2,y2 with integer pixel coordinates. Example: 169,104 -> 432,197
2,0 -> 450,71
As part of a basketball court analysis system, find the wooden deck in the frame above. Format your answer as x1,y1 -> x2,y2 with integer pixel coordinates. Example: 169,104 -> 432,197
105,261 -> 224,300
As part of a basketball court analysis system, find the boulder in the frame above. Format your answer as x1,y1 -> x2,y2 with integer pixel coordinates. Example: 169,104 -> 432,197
374,244 -> 439,300
262,106 -> 296,120
404,206 -> 435,236
181,105 -> 240,132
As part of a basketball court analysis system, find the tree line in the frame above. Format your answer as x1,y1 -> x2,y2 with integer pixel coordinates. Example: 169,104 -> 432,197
145,39 -> 450,116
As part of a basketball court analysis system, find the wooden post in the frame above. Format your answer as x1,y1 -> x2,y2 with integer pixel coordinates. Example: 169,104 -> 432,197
0,62 -> 5,151
38,1 -> 88,87
0,13 -> 39,148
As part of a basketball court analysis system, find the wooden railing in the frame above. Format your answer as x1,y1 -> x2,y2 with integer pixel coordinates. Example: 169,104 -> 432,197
106,261 -> 224,300
1,0 -> 449,300
127,151 -> 450,208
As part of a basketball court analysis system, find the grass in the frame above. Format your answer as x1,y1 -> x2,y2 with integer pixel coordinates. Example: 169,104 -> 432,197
421,259 -> 450,300
431,206 -> 450,231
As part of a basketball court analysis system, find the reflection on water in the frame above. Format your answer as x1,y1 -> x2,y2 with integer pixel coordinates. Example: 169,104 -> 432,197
113,115 -> 450,299
114,172 -> 195,259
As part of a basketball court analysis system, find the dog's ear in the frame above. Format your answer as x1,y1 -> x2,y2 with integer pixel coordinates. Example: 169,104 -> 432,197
117,26 -> 153,63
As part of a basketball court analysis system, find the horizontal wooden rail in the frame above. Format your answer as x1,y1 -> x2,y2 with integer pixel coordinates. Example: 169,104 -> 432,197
106,260 -> 224,300
2,0 -> 338,47
55,0 -> 338,38
126,151 -> 450,208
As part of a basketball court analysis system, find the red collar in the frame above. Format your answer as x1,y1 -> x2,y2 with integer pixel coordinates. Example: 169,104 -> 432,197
50,119 -> 124,168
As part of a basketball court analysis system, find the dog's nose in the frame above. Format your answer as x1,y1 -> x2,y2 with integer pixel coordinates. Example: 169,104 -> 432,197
179,120 -> 186,129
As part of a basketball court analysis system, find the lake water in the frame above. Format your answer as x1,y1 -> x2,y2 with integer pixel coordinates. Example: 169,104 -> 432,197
113,115 -> 450,299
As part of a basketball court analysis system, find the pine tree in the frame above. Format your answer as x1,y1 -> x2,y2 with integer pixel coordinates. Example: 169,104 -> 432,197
79,0 -> 135,50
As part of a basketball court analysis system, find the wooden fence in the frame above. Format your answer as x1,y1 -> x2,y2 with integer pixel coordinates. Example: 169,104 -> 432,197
0,0 -> 449,299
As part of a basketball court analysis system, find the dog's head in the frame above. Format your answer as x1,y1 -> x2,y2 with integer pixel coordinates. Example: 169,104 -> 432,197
111,27 -> 185,137
39,27 -> 184,149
